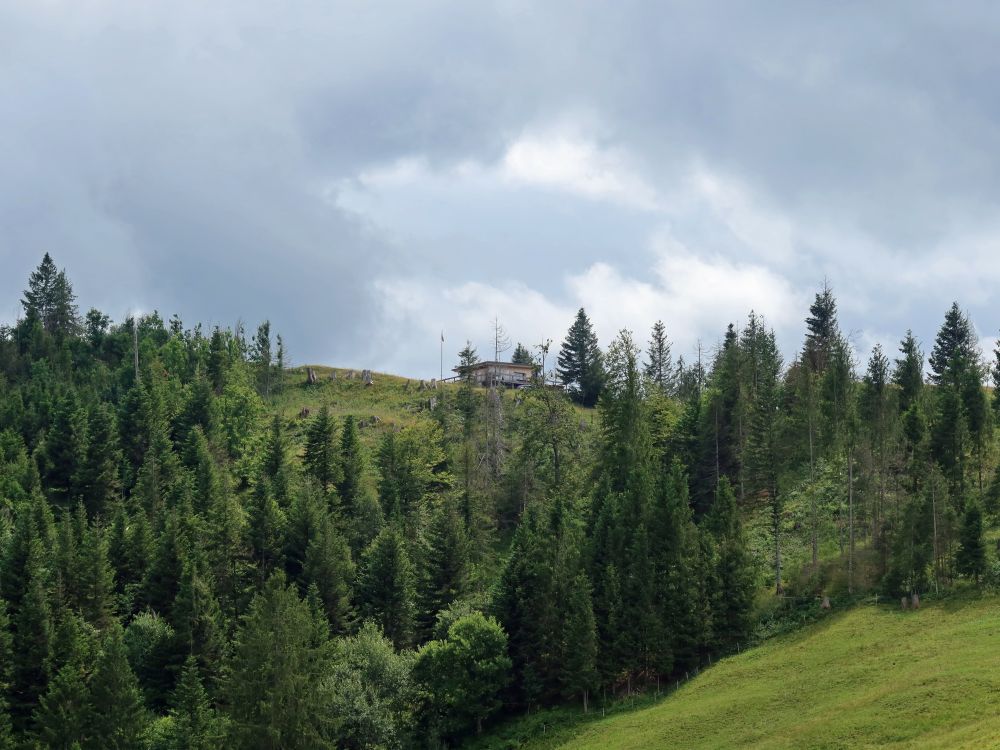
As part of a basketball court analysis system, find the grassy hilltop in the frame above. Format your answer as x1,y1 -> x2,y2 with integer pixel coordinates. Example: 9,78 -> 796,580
480,591 -> 1000,750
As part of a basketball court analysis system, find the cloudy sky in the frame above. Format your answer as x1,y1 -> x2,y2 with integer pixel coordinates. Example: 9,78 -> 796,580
4,1 -> 1000,377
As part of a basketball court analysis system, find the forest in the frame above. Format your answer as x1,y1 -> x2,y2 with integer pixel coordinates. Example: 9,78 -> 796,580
0,253 -> 996,748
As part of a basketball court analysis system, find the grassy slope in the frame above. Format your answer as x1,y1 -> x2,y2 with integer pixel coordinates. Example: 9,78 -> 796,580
527,592 -> 1000,749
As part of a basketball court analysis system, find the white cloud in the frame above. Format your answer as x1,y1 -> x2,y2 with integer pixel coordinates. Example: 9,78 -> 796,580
371,232 -> 805,377
499,131 -> 662,211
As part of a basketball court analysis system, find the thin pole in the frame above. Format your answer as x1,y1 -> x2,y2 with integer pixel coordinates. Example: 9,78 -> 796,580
440,331 -> 443,381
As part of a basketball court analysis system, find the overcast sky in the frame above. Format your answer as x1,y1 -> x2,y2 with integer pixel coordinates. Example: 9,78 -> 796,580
4,1 -> 1000,377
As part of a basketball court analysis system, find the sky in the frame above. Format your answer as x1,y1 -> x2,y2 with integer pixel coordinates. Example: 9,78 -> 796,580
4,1 -> 1000,378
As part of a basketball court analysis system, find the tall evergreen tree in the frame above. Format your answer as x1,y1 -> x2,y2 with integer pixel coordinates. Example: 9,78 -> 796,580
88,624 -> 149,749
21,253 -> 79,337
557,308 -> 604,407
160,656 -> 227,750
643,320 -> 673,393
359,526 -> 416,650
303,406 -> 342,499
225,574 -> 336,749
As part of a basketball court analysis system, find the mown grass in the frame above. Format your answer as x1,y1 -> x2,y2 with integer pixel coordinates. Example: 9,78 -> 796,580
485,589 -> 1000,749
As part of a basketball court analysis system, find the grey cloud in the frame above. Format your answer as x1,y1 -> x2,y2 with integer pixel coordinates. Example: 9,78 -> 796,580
3,1 -> 1000,374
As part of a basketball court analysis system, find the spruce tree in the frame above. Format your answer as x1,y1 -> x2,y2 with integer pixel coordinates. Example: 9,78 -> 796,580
419,499 -> 470,639
31,662 -> 91,749
643,320 -> 673,393
303,514 -> 356,635
559,572 -> 598,711
894,330 -> 924,414
359,526 -> 416,650
161,656 -> 226,750
956,501 -> 986,582
11,541 -> 53,723
803,281 -> 839,373
337,415 -> 364,523
511,343 -> 533,365
21,253 -> 79,337
557,308 -> 604,407
225,574 -> 336,749
88,624 -> 149,749
0,599 -> 12,749
303,406 -> 342,498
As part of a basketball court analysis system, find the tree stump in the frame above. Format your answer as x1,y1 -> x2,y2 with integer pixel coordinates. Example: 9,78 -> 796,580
306,367 -> 317,385
901,596 -> 909,610
820,596 -> 831,610
911,593 -> 920,609
362,369 -> 374,386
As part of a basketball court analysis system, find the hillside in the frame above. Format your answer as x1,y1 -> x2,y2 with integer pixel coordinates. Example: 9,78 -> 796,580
500,592 -> 1000,749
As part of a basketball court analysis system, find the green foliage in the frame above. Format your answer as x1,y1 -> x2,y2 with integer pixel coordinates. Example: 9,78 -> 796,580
557,308 -> 604,407
359,526 -> 416,650
330,622 -> 414,750
225,574 -> 337,749
413,613 -> 511,741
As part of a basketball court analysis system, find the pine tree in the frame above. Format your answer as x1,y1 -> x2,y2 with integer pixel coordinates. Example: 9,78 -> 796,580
303,514 -> 355,635
419,499 -> 470,639
557,308 -> 604,406
252,321 -> 272,397
559,572 -> 598,711
0,599 -> 13,749
803,281 -> 839,373
894,330 -> 924,414
225,574 -> 336,749
161,656 -> 227,750
644,320 -> 673,393
359,526 -> 416,650
303,406 -> 342,498
337,415 -> 364,524
257,414 -> 290,505
21,253 -> 79,337
706,478 -> 754,650
11,541 -> 53,722
511,343 -> 533,365
88,624 -> 149,748
77,403 -> 121,520
169,561 -> 225,687
42,391 -> 88,510
956,501 -> 986,582
78,522 -> 116,629
31,662 -> 92,749
248,481 -> 286,586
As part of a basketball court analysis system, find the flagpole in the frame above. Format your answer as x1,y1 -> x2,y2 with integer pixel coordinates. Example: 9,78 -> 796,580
440,331 -> 443,381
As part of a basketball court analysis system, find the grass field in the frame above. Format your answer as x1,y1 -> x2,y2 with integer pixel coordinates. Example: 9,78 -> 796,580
481,590 -> 1000,749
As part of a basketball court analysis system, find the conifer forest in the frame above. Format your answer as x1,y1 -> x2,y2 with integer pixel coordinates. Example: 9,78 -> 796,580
1,253 -> 998,748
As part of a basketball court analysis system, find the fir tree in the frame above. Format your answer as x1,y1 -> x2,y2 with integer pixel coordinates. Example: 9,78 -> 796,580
511,343 -> 533,365
894,330 -> 924,414
336,415 -> 364,524
956,501 -> 986,582
160,656 -> 226,750
303,406 -> 342,498
88,624 -> 149,749
559,572 -> 598,711
643,320 -> 673,393
303,514 -> 355,635
803,281 -> 839,373
359,526 -> 416,650
31,662 -> 91,749
419,498 -> 470,639
557,308 -> 604,407
21,253 -> 79,337
225,574 -> 336,749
